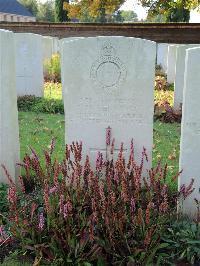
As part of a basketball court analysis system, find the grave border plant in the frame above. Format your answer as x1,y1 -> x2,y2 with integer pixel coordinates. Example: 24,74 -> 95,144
1,137 -> 199,265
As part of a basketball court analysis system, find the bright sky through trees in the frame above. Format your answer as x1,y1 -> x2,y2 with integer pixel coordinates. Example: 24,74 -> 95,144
39,0 -> 200,22
39,0 -> 147,20
119,0 -> 147,19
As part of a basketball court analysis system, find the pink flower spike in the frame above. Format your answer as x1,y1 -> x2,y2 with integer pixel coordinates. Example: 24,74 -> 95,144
131,197 -> 136,214
38,212 -> 45,231
63,203 -> 68,219
49,186 -> 58,194
96,152 -> 103,171
110,138 -> 115,155
106,126 -> 111,146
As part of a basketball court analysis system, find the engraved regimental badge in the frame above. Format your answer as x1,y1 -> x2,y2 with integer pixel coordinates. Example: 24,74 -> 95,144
90,42 -> 127,92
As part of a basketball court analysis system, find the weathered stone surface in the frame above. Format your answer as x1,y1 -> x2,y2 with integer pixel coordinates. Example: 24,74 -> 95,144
157,43 -> 168,72
167,45 -> 177,84
59,37 -> 84,53
53,37 -> 59,53
174,44 -> 200,111
15,33 -> 44,97
60,37 -> 85,89
42,36 -> 54,61
61,36 -> 156,169
43,36 -> 59,61
0,30 -> 20,183
179,47 -> 200,217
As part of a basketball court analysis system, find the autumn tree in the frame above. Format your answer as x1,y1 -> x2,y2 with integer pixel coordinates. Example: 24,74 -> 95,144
63,0 -> 126,22
139,0 -> 200,22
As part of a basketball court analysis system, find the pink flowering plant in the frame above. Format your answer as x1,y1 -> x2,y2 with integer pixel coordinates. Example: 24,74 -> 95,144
2,138 -> 195,265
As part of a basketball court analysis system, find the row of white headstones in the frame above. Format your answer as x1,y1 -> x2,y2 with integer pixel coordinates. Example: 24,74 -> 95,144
157,43 -> 200,111
0,29 -> 200,217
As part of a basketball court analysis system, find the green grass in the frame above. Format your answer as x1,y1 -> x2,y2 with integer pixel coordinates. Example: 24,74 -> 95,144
153,121 -> 180,189
19,112 -> 65,163
1,258 -> 31,266
19,112 -> 180,189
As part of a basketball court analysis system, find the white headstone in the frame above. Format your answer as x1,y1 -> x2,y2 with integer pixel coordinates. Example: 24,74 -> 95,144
53,37 -> 59,53
60,37 -> 85,90
0,30 -> 20,183
61,37 -> 156,168
179,47 -> 200,217
167,45 -> 177,84
15,33 -> 44,97
174,44 -> 200,111
43,36 -> 54,61
59,37 -> 85,54
157,43 -> 169,73
43,36 -> 59,61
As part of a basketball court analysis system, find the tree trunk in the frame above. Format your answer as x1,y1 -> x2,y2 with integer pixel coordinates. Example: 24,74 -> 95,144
55,0 -> 70,22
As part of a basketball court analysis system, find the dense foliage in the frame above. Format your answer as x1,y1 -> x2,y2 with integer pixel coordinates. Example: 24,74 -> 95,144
0,183 -> 9,215
44,53 -> 61,83
17,95 -> 64,114
19,0 -> 55,22
1,138 -> 198,265
64,0 -> 126,22
55,0 -> 69,22
139,0 -> 200,22
154,89 -> 181,123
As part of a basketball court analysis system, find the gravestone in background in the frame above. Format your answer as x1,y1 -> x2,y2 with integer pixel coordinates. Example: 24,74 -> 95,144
53,37 -> 59,54
179,47 -> 200,217
60,37 -> 85,90
167,45 -> 177,84
0,30 -> 20,183
15,33 -> 44,97
157,43 -> 168,73
61,36 -> 156,169
174,44 -> 200,111
43,36 -> 59,61
43,36 -> 54,61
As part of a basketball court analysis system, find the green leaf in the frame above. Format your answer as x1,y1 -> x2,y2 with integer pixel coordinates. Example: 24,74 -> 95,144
83,263 -> 92,266
157,243 -> 170,249
186,240 -> 200,244
97,257 -> 105,266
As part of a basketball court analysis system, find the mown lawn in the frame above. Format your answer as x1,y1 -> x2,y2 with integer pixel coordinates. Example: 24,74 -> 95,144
18,112 -> 65,163
19,111 -> 180,189
153,121 -> 180,189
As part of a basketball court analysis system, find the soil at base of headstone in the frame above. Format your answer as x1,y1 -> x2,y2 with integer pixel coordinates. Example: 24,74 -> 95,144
0,241 -> 34,265
0,240 -> 19,264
